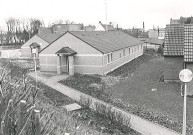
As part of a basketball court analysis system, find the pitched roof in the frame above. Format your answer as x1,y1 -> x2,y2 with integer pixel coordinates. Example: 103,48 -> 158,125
38,27 -> 53,34
184,24 -> 193,62
69,31 -> 143,53
84,25 -> 95,31
55,47 -> 77,56
101,24 -> 116,31
37,33 -> 62,43
52,24 -> 83,32
164,24 -> 184,56
144,38 -> 164,45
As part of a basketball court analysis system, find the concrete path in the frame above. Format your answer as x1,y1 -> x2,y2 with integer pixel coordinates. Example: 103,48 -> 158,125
28,71 -> 181,135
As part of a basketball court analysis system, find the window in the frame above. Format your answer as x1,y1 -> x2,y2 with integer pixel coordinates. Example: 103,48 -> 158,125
132,49 -> 133,54
123,49 -> 125,57
141,44 -> 143,50
110,53 -> 113,62
107,53 -> 112,63
119,52 -> 122,58
129,48 -> 130,55
107,54 -> 110,63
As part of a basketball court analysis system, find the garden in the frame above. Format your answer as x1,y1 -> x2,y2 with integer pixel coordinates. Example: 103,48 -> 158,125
59,49 -> 193,134
0,58 -> 141,134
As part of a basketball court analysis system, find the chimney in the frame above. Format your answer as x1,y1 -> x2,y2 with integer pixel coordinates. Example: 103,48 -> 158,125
143,22 -> 145,32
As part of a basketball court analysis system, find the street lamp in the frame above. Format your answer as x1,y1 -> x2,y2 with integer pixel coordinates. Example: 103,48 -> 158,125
179,69 -> 193,135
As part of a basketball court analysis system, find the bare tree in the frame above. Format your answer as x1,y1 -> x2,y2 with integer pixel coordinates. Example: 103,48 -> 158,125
30,18 -> 44,36
64,19 -> 75,24
5,17 -> 18,44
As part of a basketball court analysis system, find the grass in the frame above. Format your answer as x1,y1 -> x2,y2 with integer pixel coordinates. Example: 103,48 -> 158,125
59,50 -> 193,134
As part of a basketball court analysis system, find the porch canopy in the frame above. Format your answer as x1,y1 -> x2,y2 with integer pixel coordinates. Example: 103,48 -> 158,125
55,47 -> 77,56
29,42 -> 40,48
55,47 -> 77,75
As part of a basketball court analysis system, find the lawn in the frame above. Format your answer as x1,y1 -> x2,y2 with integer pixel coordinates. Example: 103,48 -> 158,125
60,51 -> 193,134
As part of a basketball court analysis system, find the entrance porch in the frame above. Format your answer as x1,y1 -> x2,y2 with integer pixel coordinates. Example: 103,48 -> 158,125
56,47 -> 77,75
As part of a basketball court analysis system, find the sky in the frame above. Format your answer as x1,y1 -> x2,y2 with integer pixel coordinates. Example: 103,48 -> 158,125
0,0 -> 193,31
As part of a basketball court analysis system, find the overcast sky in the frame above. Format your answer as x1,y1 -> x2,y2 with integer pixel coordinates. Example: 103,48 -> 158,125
0,0 -> 193,30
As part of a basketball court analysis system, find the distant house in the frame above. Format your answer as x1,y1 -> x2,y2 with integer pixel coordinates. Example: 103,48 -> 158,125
38,31 -> 144,75
170,16 -> 193,25
148,28 -> 165,39
21,33 -> 62,57
84,25 -> 96,31
143,38 -> 164,50
163,23 -> 193,95
95,21 -> 116,31
38,24 -> 84,34
52,24 -> 84,33
123,28 -> 148,38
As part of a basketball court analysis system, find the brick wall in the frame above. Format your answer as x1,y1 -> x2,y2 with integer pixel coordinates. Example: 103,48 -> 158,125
164,56 -> 183,81
102,46 -> 143,74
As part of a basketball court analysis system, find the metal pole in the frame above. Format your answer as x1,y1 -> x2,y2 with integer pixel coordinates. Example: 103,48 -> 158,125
182,83 -> 187,135
33,53 -> 37,104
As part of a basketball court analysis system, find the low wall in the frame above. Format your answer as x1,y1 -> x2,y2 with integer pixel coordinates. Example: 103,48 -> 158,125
0,49 -> 22,58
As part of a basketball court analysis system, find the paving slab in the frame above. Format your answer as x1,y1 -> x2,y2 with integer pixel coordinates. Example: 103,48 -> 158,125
63,103 -> 82,112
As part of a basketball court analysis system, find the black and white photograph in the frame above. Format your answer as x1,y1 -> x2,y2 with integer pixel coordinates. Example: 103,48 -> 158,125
0,0 -> 193,134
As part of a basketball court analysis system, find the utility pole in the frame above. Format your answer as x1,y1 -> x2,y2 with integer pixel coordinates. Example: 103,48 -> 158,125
105,0 -> 108,31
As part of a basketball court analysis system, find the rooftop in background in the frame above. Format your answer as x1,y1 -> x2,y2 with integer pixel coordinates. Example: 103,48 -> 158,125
52,24 -> 84,33
37,33 -> 63,43
95,21 -> 116,31
170,16 -> 193,25
38,24 -> 84,34
122,28 -> 148,38
144,38 -> 164,45
38,27 -> 53,34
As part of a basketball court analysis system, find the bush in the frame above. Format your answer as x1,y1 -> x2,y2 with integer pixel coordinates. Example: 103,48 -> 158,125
157,44 -> 164,55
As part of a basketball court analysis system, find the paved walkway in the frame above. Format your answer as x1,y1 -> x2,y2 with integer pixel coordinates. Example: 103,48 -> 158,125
28,71 -> 83,101
28,71 -> 180,135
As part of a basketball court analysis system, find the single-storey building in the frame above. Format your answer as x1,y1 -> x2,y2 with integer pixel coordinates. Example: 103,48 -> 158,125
38,31 -> 144,75
143,38 -> 164,51
21,33 -> 62,57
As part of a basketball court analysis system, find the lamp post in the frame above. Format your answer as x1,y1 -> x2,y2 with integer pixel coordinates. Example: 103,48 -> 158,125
179,69 -> 193,135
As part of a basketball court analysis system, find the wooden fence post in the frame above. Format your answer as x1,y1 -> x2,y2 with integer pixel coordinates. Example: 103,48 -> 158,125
18,100 -> 26,130
33,109 -> 40,135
